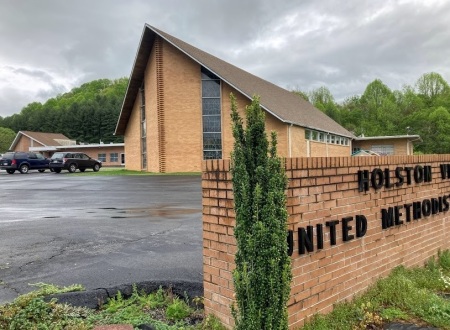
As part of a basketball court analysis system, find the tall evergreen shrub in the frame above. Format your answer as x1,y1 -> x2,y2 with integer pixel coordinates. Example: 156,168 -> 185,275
230,94 -> 292,330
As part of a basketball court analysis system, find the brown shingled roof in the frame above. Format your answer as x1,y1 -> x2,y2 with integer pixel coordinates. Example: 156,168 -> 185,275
115,24 -> 353,138
10,131 -> 74,150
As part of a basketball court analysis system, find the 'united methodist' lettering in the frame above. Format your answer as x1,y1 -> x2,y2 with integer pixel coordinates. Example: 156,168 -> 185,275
358,165 -> 432,192
381,194 -> 450,229
287,215 -> 368,256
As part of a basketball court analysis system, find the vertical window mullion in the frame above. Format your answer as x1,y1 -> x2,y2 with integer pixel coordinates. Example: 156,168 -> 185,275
201,68 -> 222,160
140,83 -> 147,169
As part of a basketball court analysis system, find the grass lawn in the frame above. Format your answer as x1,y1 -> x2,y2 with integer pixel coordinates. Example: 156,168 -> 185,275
75,167 -> 201,176
302,250 -> 450,330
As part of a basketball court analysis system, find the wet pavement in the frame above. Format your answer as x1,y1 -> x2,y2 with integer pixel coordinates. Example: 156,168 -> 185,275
0,171 -> 203,304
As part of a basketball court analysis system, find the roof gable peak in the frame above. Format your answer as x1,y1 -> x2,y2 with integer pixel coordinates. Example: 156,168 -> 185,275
115,24 -> 353,138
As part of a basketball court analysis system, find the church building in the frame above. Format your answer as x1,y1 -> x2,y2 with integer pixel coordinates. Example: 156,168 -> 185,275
115,25 -> 354,173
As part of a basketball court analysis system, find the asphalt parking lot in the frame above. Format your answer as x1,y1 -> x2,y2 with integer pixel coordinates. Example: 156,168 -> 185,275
0,171 -> 202,305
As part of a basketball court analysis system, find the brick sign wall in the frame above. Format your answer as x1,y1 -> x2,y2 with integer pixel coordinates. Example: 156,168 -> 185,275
202,155 -> 450,329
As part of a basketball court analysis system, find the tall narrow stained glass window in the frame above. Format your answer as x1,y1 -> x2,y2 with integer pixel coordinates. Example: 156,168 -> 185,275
140,83 -> 147,169
201,67 -> 222,159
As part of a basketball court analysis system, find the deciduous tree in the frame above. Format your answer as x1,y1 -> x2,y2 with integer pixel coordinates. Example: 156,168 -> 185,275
0,127 -> 16,153
416,72 -> 449,105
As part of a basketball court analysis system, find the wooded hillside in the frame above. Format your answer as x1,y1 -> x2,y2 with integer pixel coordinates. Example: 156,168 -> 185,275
0,78 -> 127,149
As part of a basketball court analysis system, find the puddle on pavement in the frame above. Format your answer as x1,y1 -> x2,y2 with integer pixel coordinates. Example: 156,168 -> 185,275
103,205 -> 200,219
37,205 -> 199,220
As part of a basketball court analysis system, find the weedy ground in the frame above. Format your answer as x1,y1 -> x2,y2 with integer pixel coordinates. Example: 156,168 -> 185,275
302,249 -> 450,330
1,250 -> 450,329
0,283 -> 225,330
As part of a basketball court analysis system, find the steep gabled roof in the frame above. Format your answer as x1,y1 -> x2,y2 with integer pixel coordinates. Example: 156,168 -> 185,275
10,131 -> 75,150
115,24 -> 354,138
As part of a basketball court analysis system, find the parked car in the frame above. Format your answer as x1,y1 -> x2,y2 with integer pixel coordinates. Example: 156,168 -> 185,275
49,152 -> 102,173
0,152 -> 50,174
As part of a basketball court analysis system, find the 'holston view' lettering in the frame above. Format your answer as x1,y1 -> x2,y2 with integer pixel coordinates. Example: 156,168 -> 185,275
358,165 -> 432,192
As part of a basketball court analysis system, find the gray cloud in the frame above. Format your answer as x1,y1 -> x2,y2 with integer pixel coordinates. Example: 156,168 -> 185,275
0,0 -> 449,117
11,67 -> 56,86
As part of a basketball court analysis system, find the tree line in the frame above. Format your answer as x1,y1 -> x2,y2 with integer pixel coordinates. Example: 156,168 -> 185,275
293,72 -> 450,154
1,72 -> 449,155
0,78 -> 127,153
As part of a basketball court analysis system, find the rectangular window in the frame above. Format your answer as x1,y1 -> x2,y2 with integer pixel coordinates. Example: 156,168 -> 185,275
140,87 -> 146,121
371,145 -> 394,155
140,83 -> 147,169
98,153 -> 106,162
202,67 -> 222,160
110,153 -> 119,162
305,130 -> 311,140
141,120 -> 146,138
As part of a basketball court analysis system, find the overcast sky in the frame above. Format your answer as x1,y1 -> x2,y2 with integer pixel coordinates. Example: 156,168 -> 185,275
1,0 -> 449,117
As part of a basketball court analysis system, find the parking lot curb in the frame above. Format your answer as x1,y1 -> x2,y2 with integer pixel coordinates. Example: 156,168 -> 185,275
44,280 -> 203,310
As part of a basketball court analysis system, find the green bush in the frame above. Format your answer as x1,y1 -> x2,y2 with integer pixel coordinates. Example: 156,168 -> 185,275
230,94 -> 291,330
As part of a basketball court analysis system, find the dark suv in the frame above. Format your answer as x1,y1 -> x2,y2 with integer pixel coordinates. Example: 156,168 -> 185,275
49,152 -> 102,173
0,152 -> 50,174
